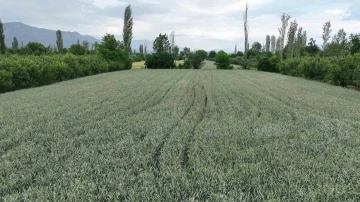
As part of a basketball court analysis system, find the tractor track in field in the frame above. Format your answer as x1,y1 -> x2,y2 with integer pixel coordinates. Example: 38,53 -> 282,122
152,81 -> 197,179
181,81 -> 208,170
70,73 -> 187,141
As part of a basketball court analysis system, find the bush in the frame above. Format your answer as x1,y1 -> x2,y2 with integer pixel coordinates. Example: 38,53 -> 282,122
0,54 -> 130,93
278,55 -> 360,87
178,60 -> 191,69
353,66 -> 360,87
188,51 -> 205,69
0,70 -> 13,93
69,44 -> 86,55
130,54 -> 143,62
257,55 -> 280,72
215,52 -> 231,69
146,53 -> 175,69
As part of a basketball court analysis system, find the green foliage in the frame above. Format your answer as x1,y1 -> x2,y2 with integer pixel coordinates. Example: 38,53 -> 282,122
178,60 -> 191,69
257,55 -> 280,72
56,30 -> 63,54
0,55 -> 129,93
69,44 -> 86,55
12,37 -> 19,50
0,70 -> 13,93
208,50 -> 217,58
20,42 -> 46,56
153,34 -> 171,54
353,66 -> 360,87
278,54 -> 360,87
215,51 -> 232,69
123,5 -> 133,54
130,54 -> 143,62
349,34 -> 360,55
188,50 -> 206,69
97,34 -> 132,69
196,50 -> 208,60
305,38 -> 321,57
146,53 -> 175,69
0,19 -> 5,54
251,42 -> 262,52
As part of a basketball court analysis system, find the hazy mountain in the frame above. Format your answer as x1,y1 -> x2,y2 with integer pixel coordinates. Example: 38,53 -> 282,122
3,22 -> 156,52
3,22 -> 100,48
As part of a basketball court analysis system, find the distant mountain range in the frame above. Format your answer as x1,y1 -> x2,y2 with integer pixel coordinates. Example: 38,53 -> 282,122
3,22 -> 152,51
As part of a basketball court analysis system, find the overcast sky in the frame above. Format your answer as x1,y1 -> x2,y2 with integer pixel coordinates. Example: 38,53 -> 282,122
1,0 -> 359,51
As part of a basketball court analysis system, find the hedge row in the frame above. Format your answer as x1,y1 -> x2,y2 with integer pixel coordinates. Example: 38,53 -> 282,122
0,54 -> 131,93
278,55 -> 360,87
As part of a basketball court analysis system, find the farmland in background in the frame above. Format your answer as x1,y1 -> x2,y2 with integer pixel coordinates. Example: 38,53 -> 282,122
1,69 -> 360,201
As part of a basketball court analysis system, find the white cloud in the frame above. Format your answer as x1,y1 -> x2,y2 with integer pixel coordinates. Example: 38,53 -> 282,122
92,0 -> 125,9
325,9 -> 346,15
1,0 -> 359,51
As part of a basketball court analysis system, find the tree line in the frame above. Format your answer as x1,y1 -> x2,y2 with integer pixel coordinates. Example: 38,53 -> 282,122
0,5 -> 134,93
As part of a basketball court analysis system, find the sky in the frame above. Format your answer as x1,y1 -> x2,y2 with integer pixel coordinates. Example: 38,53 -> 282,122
1,0 -> 360,52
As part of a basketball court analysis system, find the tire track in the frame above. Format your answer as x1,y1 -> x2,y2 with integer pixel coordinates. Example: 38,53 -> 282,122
181,81 -> 208,170
152,81 -> 197,178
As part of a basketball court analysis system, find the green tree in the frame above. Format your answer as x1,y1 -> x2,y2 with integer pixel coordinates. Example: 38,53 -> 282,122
56,30 -> 63,54
153,33 -> 171,54
69,44 -> 86,55
322,21 -> 332,57
139,44 -> 144,59
251,42 -> 262,52
188,50 -> 206,69
215,51 -> 231,69
349,34 -> 360,55
123,4 -> 133,54
208,50 -> 217,58
0,19 -> 6,54
174,45 -> 180,59
98,33 -> 131,70
327,29 -> 348,57
306,38 -> 320,57
196,50 -> 207,60
271,35 -> 276,53
26,42 -> 46,56
265,35 -> 271,52
286,20 -> 298,58
12,37 -> 19,50
237,51 -> 244,56
183,47 -> 191,57
82,41 -> 89,54
278,13 -> 291,61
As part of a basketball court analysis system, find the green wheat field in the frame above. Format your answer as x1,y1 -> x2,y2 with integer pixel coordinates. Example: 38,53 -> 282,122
1,62 -> 360,201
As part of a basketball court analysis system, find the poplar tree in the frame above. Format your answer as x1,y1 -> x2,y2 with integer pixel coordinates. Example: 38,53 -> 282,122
322,21 -> 332,57
56,30 -> 63,53
278,13 -> 291,61
271,35 -> 276,53
0,19 -> 6,54
12,37 -> 19,50
123,4 -> 133,54
265,35 -> 271,52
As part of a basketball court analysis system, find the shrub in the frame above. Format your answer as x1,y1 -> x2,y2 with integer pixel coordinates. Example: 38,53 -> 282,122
208,50 -> 216,59
0,70 -> 13,93
215,52 -> 231,69
279,58 -> 302,76
353,66 -> 360,87
178,60 -> 191,69
0,54 -> 131,93
130,54 -> 143,62
188,51 -> 206,69
257,55 -> 280,72
146,53 -> 175,69
69,44 -> 86,55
